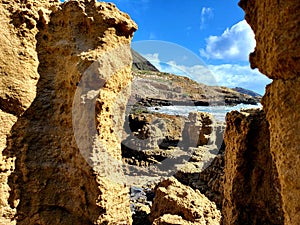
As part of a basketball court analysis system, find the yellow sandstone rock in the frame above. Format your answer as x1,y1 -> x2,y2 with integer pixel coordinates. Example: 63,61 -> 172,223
239,0 -> 300,224
150,177 -> 221,225
0,0 -> 137,224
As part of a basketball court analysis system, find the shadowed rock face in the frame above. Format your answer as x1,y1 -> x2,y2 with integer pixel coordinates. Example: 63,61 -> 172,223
131,49 -> 159,72
239,0 -> 300,224
0,0 -> 137,224
223,109 -> 283,225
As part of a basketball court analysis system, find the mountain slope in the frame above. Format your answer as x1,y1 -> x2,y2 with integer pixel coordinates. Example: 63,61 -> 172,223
131,49 -> 159,72
233,87 -> 262,98
130,70 -> 260,106
130,50 -> 261,106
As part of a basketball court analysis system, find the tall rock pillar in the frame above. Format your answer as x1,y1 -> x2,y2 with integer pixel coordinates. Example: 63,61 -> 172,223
0,0 -> 137,224
223,110 -> 283,225
239,0 -> 300,224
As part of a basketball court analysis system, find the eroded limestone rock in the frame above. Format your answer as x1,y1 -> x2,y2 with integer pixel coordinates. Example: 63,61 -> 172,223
122,112 -> 184,155
152,214 -> 194,225
0,0 -> 60,116
261,79 -> 300,225
223,109 -> 283,225
0,0 -> 137,224
149,177 -> 221,225
175,151 -> 224,209
239,0 -> 300,224
182,112 -> 214,147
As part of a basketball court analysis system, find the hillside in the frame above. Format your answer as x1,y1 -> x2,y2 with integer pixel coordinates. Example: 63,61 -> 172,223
233,87 -> 262,98
131,49 -> 159,72
130,50 -> 261,107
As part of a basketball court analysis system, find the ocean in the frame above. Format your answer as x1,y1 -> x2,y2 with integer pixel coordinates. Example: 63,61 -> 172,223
148,103 -> 262,121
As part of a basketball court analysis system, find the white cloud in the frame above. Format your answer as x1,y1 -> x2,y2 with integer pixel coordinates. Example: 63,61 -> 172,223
208,64 -> 271,94
200,20 -> 256,61
142,53 -> 270,95
200,7 -> 213,29
166,61 -> 217,85
164,62 -> 270,94
142,53 -> 162,71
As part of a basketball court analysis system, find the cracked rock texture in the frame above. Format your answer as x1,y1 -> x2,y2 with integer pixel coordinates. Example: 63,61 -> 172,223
149,177 -> 221,225
239,0 -> 300,224
0,0 -> 137,224
223,109 -> 283,225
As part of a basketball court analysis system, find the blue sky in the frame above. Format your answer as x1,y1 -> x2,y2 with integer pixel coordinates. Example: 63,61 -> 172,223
62,0 -> 271,94
105,0 -> 245,60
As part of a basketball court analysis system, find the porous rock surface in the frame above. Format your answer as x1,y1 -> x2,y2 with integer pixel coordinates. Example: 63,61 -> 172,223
122,111 -> 224,188
223,109 -> 283,224
123,111 -> 225,224
123,112 -> 184,152
149,177 -> 221,225
175,151 -> 224,209
182,112 -> 215,147
239,0 -> 300,224
152,214 -> 194,225
0,0 -> 137,224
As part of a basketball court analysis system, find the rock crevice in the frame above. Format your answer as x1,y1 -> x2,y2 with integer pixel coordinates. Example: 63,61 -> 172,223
223,109 -> 283,225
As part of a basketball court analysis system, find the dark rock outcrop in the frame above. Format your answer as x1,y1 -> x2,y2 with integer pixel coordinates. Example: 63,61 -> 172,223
233,87 -> 262,98
131,49 -> 160,72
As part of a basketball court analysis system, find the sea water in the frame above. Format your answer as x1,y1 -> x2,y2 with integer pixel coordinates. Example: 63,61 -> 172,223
148,103 -> 262,121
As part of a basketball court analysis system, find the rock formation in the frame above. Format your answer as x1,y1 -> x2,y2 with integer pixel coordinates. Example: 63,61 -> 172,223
0,0 -> 137,224
0,1 -> 61,223
182,112 -> 214,147
223,109 -> 283,224
131,49 -> 159,72
233,87 -> 262,98
122,111 -> 224,175
174,112 -> 225,208
1,0 -> 298,224
149,177 -> 221,225
239,0 -> 300,224
122,110 -> 225,223
130,69 -> 260,108
123,112 -> 184,152
175,151 -> 224,209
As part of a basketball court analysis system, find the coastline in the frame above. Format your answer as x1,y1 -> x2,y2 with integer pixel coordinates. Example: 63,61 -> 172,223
147,103 -> 262,121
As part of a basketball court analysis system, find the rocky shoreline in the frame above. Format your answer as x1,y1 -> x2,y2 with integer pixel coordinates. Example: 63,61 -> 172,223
129,69 -> 261,109
137,96 -> 258,107
122,109 -> 226,223
0,0 -> 298,224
